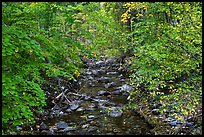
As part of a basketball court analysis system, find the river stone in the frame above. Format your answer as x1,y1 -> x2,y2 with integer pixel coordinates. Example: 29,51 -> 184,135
88,126 -> 96,132
98,69 -> 106,75
86,107 -> 95,111
176,120 -> 183,124
117,84 -> 133,93
100,66 -> 106,69
87,118 -> 94,122
92,70 -> 99,76
88,115 -> 95,119
173,126 -> 182,134
62,113 -> 68,116
9,131 -> 18,135
40,122 -> 49,130
40,130 -> 51,135
107,94 -> 111,99
97,90 -> 111,96
169,121 -> 177,127
63,126 -> 77,132
186,122 -> 194,127
76,107 -> 85,112
48,128 -> 55,135
152,109 -> 160,115
68,101 -> 80,111
95,60 -> 105,67
153,103 -> 162,109
163,117 -> 173,122
113,128 -> 120,133
97,104 -> 106,110
85,75 -> 93,81
119,78 -> 125,82
187,116 -> 194,122
117,66 -> 126,74
98,76 -> 110,83
84,95 -> 91,100
104,82 -> 116,88
108,111 -> 123,117
89,97 -> 108,103
52,104 -> 60,110
65,108 -> 72,112
16,126 -> 22,131
108,107 -> 123,117
82,124 -> 90,129
105,58 -> 114,64
112,90 -> 122,95
87,115 -> 95,122
56,121 -> 68,129
106,71 -> 118,75
88,82 -> 95,87
86,102 -> 96,108
52,109 -> 60,115
84,71 -> 92,75
78,130 -> 91,135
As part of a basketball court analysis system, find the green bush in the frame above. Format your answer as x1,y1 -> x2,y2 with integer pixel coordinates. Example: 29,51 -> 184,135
2,2 -> 94,133
121,2 -> 202,120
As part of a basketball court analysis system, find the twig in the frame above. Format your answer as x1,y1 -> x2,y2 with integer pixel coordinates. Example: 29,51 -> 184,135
54,89 -> 71,103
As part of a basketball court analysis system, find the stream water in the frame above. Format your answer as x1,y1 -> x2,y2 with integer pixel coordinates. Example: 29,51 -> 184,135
34,56 -> 152,135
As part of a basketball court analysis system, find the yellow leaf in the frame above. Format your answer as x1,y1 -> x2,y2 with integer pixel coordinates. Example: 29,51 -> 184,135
15,48 -> 19,52
69,76 -> 74,80
143,7 -> 147,11
74,70 -> 80,78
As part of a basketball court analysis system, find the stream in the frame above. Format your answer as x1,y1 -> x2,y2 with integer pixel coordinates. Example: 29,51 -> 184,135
33,55 -> 152,135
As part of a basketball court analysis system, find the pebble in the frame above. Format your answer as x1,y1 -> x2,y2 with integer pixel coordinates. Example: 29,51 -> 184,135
69,101 -> 80,111
40,122 -> 49,130
86,107 -> 95,111
56,121 -> 68,129
65,108 -> 72,112
112,90 -> 122,95
63,126 -> 77,132
186,122 -> 194,127
88,115 -> 95,119
16,126 -> 22,131
88,127 -> 96,132
76,107 -> 85,112
82,124 -> 90,129
151,109 -> 160,115
106,71 -> 118,75
169,121 -> 177,127
119,84 -> 133,93
109,111 -> 123,117
98,90 -> 111,96
176,120 -> 183,124
104,82 -> 116,88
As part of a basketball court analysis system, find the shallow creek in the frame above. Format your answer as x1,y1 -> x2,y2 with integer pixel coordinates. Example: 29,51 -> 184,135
35,57 -> 152,135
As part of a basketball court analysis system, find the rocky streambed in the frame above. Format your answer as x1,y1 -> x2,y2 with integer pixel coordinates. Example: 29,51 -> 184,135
30,55 -> 152,135
7,55 -> 202,135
